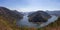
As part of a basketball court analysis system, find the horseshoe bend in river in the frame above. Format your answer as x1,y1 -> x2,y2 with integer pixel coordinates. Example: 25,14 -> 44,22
17,14 -> 58,28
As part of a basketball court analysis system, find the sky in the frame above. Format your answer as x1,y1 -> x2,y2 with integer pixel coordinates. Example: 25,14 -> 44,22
0,0 -> 60,12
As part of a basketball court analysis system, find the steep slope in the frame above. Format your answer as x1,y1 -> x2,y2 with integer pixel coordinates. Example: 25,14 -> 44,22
0,7 -> 23,30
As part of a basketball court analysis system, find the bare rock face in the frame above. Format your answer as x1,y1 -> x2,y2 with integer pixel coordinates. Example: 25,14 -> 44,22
0,7 -> 23,24
28,11 -> 51,23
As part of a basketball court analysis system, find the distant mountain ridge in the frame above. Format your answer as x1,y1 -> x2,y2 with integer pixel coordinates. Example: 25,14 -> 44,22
46,11 -> 60,16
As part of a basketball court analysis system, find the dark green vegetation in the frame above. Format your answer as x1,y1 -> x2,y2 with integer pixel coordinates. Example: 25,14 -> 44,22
28,11 -> 51,24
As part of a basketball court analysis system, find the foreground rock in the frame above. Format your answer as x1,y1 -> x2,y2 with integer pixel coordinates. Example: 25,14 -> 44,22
28,11 -> 51,24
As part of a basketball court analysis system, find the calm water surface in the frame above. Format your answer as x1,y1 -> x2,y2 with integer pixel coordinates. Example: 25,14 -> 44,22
17,14 -> 58,28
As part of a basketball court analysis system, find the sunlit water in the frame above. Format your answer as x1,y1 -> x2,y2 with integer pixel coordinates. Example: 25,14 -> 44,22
17,14 -> 58,28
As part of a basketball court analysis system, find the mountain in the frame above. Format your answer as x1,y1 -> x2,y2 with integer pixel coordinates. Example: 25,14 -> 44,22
46,11 -> 60,17
0,7 -> 23,30
28,11 -> 51,24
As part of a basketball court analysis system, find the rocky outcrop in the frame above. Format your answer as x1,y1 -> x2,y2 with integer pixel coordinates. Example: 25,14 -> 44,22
28,11 -> 51,23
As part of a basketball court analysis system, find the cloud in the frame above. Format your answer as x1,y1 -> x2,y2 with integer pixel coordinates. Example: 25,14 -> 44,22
0,0 -> 60,12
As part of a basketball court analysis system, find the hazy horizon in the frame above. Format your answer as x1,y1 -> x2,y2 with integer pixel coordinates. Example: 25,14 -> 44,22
0,0 -> 60,12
